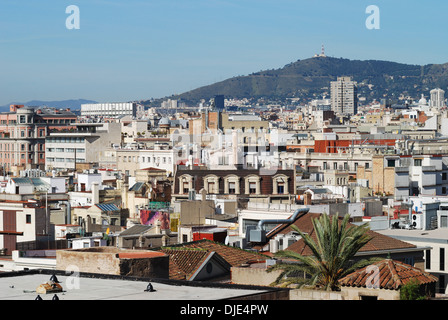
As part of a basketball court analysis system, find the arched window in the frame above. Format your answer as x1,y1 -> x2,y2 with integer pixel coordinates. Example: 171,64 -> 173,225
204,175 -> 219,194
272,174 -> 289,194
224,175 -> 240,194
244,175 -> 261,195
178,174 -> 193,194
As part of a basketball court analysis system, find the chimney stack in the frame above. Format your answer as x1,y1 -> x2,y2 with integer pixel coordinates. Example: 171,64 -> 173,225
91,182 -> 100,205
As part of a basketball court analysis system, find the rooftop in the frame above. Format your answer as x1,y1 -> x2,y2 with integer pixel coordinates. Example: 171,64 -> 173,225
262,212 -> 419,256
377,228 -> 448,243
0,269 -> 274,300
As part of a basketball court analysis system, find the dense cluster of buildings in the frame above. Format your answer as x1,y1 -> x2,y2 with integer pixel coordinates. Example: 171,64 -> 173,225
1,80 -> 448,300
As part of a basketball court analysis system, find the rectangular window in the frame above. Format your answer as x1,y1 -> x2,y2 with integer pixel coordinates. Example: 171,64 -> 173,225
229,182 -> 236,194
387,160 -> 395,167
426,249 -> 431,270
441,216 -> 448,228
441,248 -> 445,271
249,182 -> 257,194
183,182 -> 189,194
26,214 -> 32,224
277,182 -> 285,194
414,159 -> 422,166
208,182 -> 215,194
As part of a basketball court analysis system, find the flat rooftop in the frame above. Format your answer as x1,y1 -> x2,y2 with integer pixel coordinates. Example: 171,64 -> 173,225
377,228 -> 448,244
0,270 -> 272,301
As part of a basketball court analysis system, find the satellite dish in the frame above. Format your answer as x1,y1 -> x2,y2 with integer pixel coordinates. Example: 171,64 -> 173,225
224,235 -> 229,245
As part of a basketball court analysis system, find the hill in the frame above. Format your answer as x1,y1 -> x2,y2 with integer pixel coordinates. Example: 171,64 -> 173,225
149,56 -> 448,106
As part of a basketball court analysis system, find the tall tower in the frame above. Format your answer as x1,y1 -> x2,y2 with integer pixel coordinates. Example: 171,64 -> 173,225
430,88 -> 445,108
330,77 -> 358,115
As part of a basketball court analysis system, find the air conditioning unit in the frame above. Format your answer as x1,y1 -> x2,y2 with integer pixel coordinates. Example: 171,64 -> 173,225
412,213 -> 424,229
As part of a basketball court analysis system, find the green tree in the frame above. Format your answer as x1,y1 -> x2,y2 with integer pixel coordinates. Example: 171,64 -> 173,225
400,279 -> 428,300
268,213 -> 377,291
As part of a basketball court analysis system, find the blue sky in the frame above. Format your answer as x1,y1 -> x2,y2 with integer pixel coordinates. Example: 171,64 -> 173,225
0,0 -> 446,105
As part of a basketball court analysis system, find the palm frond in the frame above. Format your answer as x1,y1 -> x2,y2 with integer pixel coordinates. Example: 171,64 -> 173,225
272,213 -> 375,291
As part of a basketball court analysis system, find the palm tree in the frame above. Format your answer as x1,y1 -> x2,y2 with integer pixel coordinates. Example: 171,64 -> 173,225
268,213 -> 377,291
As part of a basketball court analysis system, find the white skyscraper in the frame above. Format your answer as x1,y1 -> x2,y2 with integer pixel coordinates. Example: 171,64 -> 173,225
430,88 -> 445,108
330,77 -> 358,115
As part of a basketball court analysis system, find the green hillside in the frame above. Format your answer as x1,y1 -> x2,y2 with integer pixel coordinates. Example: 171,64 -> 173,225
146,56 -> 448,106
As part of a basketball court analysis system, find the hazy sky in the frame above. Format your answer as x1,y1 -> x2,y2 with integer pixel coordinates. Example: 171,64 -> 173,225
0,0 -> 446,105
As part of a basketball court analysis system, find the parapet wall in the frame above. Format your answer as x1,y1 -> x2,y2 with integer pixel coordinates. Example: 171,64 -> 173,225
56,247 -> 169,278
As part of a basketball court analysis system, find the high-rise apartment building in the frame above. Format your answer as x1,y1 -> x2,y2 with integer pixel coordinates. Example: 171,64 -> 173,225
330,77 -> 358,115
430,88 -> 445,108
214,95 -> 225,111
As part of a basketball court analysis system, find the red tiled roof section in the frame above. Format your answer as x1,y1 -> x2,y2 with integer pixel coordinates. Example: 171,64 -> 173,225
160,248 -> 212,280
266,212 -> 416,256
167,239 -> 270,267
339,259 -> 438,290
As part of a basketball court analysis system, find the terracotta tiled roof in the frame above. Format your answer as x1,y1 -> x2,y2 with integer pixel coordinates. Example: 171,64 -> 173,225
160,248 -> 213,280
160,239 -> 270,268
338,259 -> 438,290
265,212 -> 417,256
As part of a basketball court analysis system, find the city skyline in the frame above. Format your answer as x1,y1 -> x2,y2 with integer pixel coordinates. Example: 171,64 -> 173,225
1,0 -> 447,106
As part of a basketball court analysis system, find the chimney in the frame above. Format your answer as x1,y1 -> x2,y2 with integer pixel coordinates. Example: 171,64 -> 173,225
155,219 -> 161,234
91,182 -> 100,205
304,192 -> 312,205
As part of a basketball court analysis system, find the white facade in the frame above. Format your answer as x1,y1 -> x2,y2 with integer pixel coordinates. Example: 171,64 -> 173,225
76,173 -> 102,192
0,201 -> 48,251
40,177 -> 66,193
81,102 -> 137,118
71,237 -> 107,249
45,122 -> 121,171
116,148 -> 175,176
394,155 -> 448,200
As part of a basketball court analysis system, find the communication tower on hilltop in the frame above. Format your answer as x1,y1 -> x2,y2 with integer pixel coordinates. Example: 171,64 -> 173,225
313,44 -> 327,58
